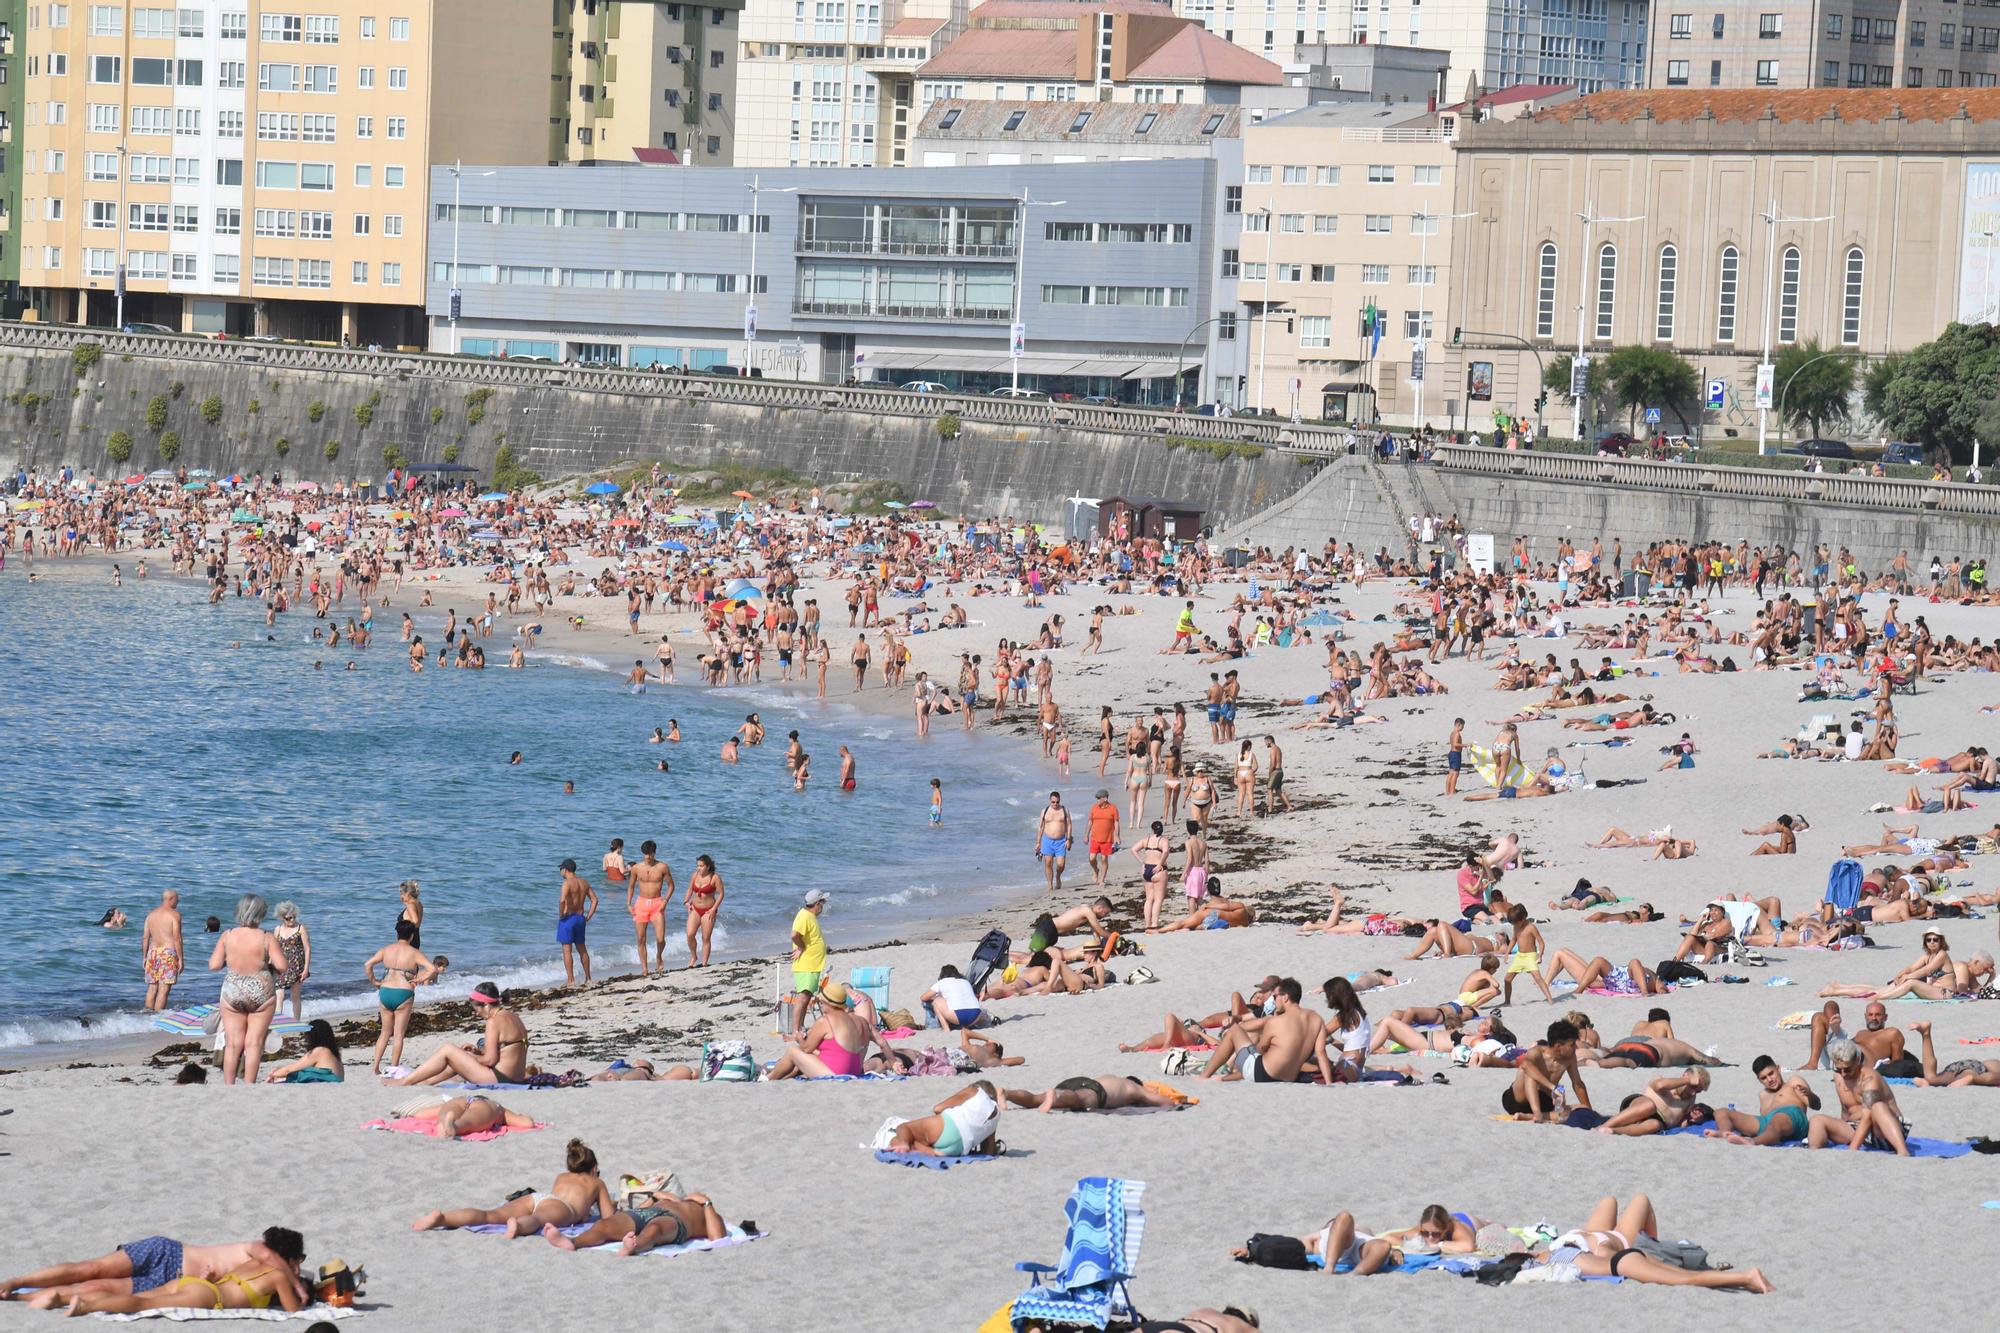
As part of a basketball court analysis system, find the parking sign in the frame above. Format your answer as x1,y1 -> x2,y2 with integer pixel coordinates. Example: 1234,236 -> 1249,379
1705,378 -> 1726,410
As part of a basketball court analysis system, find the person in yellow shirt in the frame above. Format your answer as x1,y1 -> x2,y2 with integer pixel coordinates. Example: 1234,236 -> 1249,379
788,890 -> 831,1041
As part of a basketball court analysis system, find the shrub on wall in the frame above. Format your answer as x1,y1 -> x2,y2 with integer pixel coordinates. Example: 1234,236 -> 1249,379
106,430 -> 133,463
199,394 -> 223,424
158,431 -> 181,461
145,395 -> 169,433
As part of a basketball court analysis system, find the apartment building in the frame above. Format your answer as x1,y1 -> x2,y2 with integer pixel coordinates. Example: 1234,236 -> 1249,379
428,159 -> 1222,403
1176,0 -> 1648,95
1649,2 -> 2000,91
915,0 -> 1282,116
1450,89 -> 2000,442
17,0 -> 547,343
736,0 -> 967,168
0,2 -> 23,310
556,0 -> 742,166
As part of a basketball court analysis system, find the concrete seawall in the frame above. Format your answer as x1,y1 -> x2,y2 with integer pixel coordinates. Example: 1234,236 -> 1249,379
0,344 -> 1318,527
1227,456 -> 2000,571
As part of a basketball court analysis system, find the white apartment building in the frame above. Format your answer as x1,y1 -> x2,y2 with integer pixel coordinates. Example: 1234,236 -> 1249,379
735,0 -> 967,168
1175,0 -> 1650,94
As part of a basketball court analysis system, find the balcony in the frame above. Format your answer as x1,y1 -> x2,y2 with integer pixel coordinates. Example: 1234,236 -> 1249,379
797,236 -> 1015,259
793,299 -> 1010,322
1339,127 -> 1455,142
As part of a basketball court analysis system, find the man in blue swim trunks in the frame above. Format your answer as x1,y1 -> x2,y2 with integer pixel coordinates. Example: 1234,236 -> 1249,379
555,858 -> 598,987
1036,791 -> 1073,893
3,1232 -> 304,1306
1702,1054 -> 1815,1146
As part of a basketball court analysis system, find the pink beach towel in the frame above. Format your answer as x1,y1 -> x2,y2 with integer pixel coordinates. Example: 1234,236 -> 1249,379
362,1116 -> 544,1141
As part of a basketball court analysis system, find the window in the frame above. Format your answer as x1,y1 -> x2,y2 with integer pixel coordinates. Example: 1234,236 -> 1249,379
351,261 -> 368,284
358,66 -> 374,88
1778,245 -> 1801,344
383,263 -> 402,286
301,162 -> 334,190
1367,164 -> 1395,184
1002,109 -> 1024,132
1826,13 -> 1841,37
1275,263 -> 1302,283
1713,13 -> 1726,37
1220,249 -> 1239,278
134,7 -> 173,38
1669,12 -> 1689,36
353,164 -> 371,186
259,62 -> 297,91
1412,213 -> 1439,236
1224,186 -> 1242,214
89,54 -> 119,83
87,200 -> 115,229
1279,213 -> 1304,233
1313,166 -> 1339,186
221,11 -> 247,38
390,16 -> 410,40
303,64 -> 336,92
1361,264 -> 1390,283
1912,20 -> 1927,45
1311,264 -> 1336,282
85,248 -> 116,278
1414,165 -> 1442,186
171,253 -> 198,282
253,208 -> 296,237
1759,12 -> 1780,37
259,112 -> 298,140
304,113 -> 334,142
252,256 -> 294,287
298,259 -> 331,289
172,205 -> 198,233
1825,59 -> 1842,83
1909,66 -> 1925,85
1654,244 -> 1678,341
260,13 -> 300,42
1217,311 -> 1236,340
1404,310 -> 1432,339
1595,243 -> 1617,340
129,202 -> 168,232
88,103 -> 119,133
1756,59 -> 1779,84
46,53 -> 69,75
1299,315 -> 1330,348
1842,247 -> 1864,345
1715,244 -> 1738,342
1314,215 -> 1337,234
1201,111 -> 1225,135
1278,165 -> 1304,185
383,214 -> 402,237
384,166 -> 404,187
388,67 -> 408,89
129,154 -> 171,182
304,14 -> 337,42
1364,214 -> 1392,233
1244,211 -> 1268,233
220,61 -> 245,88
387,116 -> 406,139
214,206 -> 241,234
1246,164 -> 1272,184
218,110 -> 243,138
175,108 -> 200,136
46,101 -> 67,124
301,211 -> 332,238
89,4 -> 121,35
361,16 -> 376,37
1536,242 -> 1558,338
1667,58 -> 1689,83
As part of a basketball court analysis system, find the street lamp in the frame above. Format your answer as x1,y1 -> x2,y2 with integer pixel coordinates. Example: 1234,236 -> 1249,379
1010,189 -> 1065,392
115,146 -> 128,330
1412,207 -> 1475,433
1573,200 -> 1644,445
1174,314 -> 1226,411
1756,198 -> 1832,455
745,175 -> 799,373
446,160 -> 495,355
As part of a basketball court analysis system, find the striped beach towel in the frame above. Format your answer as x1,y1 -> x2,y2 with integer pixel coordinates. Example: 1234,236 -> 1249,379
1011,1177 -> 1147,1330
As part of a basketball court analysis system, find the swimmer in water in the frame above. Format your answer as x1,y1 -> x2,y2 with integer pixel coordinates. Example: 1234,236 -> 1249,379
667,720 -> 682,742
649,728 -> 666,744
509,752 -> 524,765
720,737 -> 739,763
563,780 -> 576,795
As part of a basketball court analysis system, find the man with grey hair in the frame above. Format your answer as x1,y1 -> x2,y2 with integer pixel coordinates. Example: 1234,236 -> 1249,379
141,889 -> 183,1012
1807,1037 -> 1911,1156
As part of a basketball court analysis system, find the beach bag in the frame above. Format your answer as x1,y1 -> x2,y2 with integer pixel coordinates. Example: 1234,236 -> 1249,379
1159,1048 -> 1199,1076
1237,1233 -> 1312,1270
699,1040 -> 756,1083
617,1171 -> 685,1209
968,929 -> 1012,995
1656,960 -> 1707,984
1877,1055 -> 1922,1080
1630,1233 -> 1710,1271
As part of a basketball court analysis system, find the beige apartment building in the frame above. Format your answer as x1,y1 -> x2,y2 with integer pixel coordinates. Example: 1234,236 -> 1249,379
1239,82 -> 1569,424
557,0 -> 742,166
1648,1 -> 2000,92
18,0 -> 547,343
1450,88 -> 2000,444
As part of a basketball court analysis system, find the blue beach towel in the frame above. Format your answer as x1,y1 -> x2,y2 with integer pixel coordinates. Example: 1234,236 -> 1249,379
1012,1177 -> 1147,1330
875,1149 -> 995,1170
1661,1123 -> 1970,1158
1824,858 -> 1864,916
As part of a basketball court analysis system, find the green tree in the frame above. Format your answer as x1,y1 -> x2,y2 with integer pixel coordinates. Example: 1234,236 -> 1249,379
1862,353 -> 1902,420
1542,353 -> 1612,439
1872,323 -> 2000,464
491,442 -> 541,491
1606,345 -> 1700,432
1771,340 -> 1856,444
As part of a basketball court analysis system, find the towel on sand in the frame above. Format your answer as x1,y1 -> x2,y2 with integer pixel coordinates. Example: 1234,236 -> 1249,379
361,1116 -> 543,1141
459,1223 -> 762,1257
1661,1123 -> 1971,1158
98,1305 -> 359,1323
874,1149 -> 996,1170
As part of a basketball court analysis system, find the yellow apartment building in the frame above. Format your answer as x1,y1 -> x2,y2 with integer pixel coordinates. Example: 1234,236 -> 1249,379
18,0 -> 547,343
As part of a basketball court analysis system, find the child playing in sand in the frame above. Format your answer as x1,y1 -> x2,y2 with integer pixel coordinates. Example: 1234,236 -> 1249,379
1501,905 -> 1554,1005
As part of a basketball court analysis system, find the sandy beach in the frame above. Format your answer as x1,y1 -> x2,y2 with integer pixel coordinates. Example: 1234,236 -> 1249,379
7,531 -> 2000,1330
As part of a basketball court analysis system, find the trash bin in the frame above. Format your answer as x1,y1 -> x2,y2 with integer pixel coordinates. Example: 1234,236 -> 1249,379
1622,570 -> 1651,599
1224,546 -> 1253,569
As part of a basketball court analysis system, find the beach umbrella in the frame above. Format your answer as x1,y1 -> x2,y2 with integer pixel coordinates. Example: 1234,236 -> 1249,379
148,468 -> 176,480
289,480 -> 320,492
730,489 -> 756,500
657,540 -> 689,552
884,500 -> 906,510
584,481 -> 621,495
663,514 -> 699,527
910,500 -> 937,510
12,499 -> 45,510
189,468 -> 215,478
725,577 -> 762,601
478,491 -> 509,502
1463,743 -> 1529,791
610,516 -> 639,527
438,506 -> 467,518
231,508 -> 259,523
829,517 -> 853,528
391,510 -> 417,522
180,480 -> 207,491
471,531 -> 503,542
122,473 -> 145,485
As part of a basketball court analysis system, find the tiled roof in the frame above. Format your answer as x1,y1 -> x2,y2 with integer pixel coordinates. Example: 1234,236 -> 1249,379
885,16 -> 947,37
918,26 -> 1080,78
1535,88 -> 2000,124
1445,81 -> 1573,111
917,98 -> 1241,140
1127,25 -> 1282,84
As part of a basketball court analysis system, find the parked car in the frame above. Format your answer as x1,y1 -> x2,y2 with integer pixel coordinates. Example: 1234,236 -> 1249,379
1594,431 -> 1636,456
1783,438 -> 1855,459
1881,441 -> 1926,466
898,380 -> 951,393
1077,394 -> 1121,406
990,386 -> 1050,400
693,364 -> 760,378
121,322 -> 177,335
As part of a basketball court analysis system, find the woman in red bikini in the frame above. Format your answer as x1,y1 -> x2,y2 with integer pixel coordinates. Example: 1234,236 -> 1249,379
684,855 -> 724,968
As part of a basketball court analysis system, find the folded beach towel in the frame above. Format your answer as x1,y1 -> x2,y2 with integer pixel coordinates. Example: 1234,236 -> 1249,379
98,1305 -> 359,1323
361,1116 -> 543,1141
437,1081 -> 586,1092
1957,1037 -> 2000,1045
874,1149 -> 997,1169
458,1223 -> 762,1258
1775,1012 -> 1817,1030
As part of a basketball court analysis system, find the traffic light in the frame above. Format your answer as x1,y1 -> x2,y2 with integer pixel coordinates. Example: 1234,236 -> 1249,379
1535,391 -> 1548,411
1451,327 -> 1462,346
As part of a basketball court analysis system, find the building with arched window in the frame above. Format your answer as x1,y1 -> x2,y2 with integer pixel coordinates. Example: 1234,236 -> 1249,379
1445,88 -> 2000,440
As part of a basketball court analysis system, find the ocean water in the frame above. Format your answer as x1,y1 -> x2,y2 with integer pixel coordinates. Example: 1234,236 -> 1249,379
0,562 -> 1066,1050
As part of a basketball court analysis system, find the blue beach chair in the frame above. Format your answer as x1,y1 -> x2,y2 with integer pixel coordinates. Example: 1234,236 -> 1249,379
1010,1177 -> 1147,1331
849,966 -> 892,1017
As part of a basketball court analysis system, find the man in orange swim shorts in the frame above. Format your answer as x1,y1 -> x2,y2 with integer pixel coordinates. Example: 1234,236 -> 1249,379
626,840 -> 676,977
